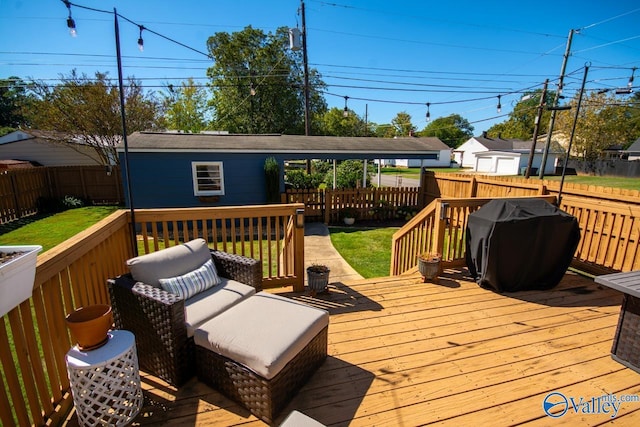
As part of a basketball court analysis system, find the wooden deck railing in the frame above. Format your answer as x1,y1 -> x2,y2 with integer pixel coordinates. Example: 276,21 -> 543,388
559,195 -> 640,274
132,204 -> 305,289
391,195 -> 553,276
0,203 -> 304,427
391,193 -> 640,277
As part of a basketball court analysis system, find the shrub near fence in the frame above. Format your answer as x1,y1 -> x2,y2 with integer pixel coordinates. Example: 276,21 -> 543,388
0,166 -> 123,224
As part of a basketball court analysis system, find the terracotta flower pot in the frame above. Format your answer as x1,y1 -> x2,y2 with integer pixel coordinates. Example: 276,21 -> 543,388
65,304 -> 113,350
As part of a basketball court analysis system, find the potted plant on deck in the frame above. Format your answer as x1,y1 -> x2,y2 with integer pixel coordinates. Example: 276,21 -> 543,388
417,252 -> 441,284
307,263 -> 330,296
0,245 -> 43,317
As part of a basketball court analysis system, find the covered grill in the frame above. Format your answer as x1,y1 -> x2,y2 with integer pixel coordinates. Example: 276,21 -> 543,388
465,198 -> 580,292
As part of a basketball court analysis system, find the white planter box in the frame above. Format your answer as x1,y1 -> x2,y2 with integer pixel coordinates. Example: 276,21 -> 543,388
0,245 -> 42,317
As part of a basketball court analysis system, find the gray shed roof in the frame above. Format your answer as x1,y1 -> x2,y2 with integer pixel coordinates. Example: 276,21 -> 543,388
474,135 -> 564,153
119,132 -> 449,154
624,137 -> 640,153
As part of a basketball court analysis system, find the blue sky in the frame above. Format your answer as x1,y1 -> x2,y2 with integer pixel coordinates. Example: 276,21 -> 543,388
1,0 -> 639,134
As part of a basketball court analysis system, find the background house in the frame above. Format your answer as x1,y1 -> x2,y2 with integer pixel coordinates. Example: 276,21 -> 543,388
453,132 -> 564,175
0,130 -> 104,166
118,132 -> 449,208
624,138 -> 640,161
373,138 -> 451,168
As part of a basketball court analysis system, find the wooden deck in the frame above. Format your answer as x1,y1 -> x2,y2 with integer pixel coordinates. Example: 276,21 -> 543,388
67,269 -> 640,426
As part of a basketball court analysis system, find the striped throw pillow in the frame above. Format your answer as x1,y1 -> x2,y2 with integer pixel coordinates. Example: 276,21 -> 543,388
158,259 -> 220,299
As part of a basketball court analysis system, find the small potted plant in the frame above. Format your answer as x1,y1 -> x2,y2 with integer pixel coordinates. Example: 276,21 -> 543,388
307,263 -> 330,296
342,207 -> 357,225
417,252 -> 441,283
0,245 -> 43,317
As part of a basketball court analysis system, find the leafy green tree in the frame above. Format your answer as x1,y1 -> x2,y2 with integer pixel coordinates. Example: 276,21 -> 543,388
312,159 -> 332,175
371,123 -> 396,138
555,91 -> 639,161
325,160 -> 374,189
487,89 -> 554,139
206,26 -> 327,134
26,70 -> 160,165
419,114 -> 474,148
625,91 -> 640,145
163,78 -> 209,132
391,112 -> 416,137
285,169 -> 324,189
318,107 -> 367,136
0,76 -> 31,129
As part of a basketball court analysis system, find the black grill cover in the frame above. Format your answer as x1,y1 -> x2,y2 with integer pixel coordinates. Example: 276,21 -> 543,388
465,198 -> 580,292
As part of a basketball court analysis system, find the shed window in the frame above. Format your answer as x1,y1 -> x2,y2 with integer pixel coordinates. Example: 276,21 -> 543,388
192,162 -> 225,196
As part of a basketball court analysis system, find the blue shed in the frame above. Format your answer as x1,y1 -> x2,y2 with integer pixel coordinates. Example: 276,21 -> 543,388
117,132 -> 449,208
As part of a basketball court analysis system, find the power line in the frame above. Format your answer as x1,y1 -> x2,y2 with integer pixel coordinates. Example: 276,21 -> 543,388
310,27 -> 563,56
580,7 -> 640,31
61,0 -> 211,58
309,0 -> 567,39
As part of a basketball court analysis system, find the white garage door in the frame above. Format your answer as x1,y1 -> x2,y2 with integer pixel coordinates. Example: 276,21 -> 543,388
496,157 -> 517,175
476,157 -> 494,173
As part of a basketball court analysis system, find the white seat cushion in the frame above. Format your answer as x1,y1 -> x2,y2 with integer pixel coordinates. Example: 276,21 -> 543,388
194,292 -> 329,380
184,278 -> 256,337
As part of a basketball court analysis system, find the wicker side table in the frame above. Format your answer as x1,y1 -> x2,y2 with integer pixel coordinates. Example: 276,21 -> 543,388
66,330 -> 143,426
595,270 -> 640,373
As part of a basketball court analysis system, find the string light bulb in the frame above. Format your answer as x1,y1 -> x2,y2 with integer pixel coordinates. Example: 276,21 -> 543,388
250,82 -> 256,96
64,0 -> 77,37
137,25 -> 145,52
343,96 -> 349,118
628,67 -> 636,88
426,102 -> 431,121
496,95 -> 502,113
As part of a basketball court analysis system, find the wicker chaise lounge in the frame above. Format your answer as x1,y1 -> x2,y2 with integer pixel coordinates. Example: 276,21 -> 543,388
108,239 -> 263,386
108,238 -> 329,423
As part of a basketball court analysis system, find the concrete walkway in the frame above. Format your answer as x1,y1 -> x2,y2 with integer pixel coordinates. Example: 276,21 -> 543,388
303,222 -> 363,285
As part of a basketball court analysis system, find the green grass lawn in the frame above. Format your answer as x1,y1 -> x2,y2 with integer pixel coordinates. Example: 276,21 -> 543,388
379,167 -> 464,180
543,175 -> 640,190
329,226 -> 399,278
0,206 -> 120,251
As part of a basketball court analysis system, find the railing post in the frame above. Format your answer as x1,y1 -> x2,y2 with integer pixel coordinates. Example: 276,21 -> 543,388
293,207 -> 305,292
434,201 -> 447,258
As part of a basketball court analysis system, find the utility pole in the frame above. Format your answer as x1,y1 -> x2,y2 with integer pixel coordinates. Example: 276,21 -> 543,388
301,0 -> 312,173
525,79 -> 548,178
539,29 -> 575,179
558,64 -> 589,205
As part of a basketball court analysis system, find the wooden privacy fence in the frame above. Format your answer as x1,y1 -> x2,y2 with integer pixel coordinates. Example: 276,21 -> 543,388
0,203 -> 305,427
416,171 -> 640,275
282,186 -> 422,223
422,171 -> 640,205
0,166 -> 123,224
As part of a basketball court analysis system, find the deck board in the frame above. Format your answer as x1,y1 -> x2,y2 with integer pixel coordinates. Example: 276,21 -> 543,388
64,269 -> 640,426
